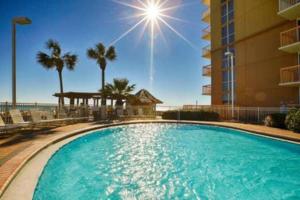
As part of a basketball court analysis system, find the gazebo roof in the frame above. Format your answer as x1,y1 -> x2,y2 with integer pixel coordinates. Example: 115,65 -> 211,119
133,89 -> 163,105
53,92 -> 102,99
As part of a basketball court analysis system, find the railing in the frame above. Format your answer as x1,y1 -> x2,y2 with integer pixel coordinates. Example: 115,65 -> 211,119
280,65 -> 300,84
0,102 -> 58,113
202,45 -> 211,58
279,0 -> 300,12
280,26 -> 300,47
202,26 -> 210,35
0,102 -> 295,125
202,64 -> 212,76
202,85 -> 212,95
202,26 -> 211,40
202,9 -> 210,23
180,105 -> 290,124
0,102 -> 92,123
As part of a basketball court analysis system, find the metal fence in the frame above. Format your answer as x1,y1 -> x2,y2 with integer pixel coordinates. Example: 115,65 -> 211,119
0,102 -> 292,125
162,105 -> 290,124
0,102 -> 58,113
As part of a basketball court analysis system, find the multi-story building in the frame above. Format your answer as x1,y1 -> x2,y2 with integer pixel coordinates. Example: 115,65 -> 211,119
201,0 -> 300,107
201,0 -> 212,96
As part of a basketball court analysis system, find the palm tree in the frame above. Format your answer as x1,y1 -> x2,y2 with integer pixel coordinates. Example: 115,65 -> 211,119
105,78 -> 135,106
37,39 -> 77,105
87,43 -> 117,106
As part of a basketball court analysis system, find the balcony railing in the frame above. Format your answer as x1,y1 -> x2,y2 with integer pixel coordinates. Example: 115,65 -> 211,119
202,45 -> 211,58
202,9 -> 210,23
202,26 -> 211,41
278,0 -> 300,19
279,0 -> 300,11
202,64 -> 212,76
279,26 -> 300,53
202,85 -> 212,95
280,65 -> 300,86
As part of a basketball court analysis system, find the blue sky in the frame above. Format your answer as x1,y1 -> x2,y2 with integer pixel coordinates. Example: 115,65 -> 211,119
0,0 -> 211,106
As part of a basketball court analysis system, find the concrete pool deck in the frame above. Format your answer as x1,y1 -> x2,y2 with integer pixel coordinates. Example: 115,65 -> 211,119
0,120 -> 300,198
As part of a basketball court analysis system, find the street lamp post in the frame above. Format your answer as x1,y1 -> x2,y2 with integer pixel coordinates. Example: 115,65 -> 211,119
12,17 -> 31,108
225,51 -> 234,118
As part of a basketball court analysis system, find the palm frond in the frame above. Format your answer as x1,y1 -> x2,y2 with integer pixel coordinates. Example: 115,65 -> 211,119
96,43 -> 106,56
36,51 -> 55,69
46,39 -> 61,57
113,78 -> 129,92
105,46 -> 117,61
87,48 -> 98,59
63,53 -> 78,70
126,84 -> 136,93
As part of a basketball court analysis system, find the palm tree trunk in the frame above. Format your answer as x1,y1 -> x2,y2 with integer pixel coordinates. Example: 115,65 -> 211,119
101,69 -> 106,106
58,70 -> 65,106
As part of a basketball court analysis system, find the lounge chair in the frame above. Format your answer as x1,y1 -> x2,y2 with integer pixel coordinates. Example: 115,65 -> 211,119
30,109 -> 43,123
9,109 -> 31,127
0,115 -> 21,133
30,109 -> 68,127
43,111 -> 53,120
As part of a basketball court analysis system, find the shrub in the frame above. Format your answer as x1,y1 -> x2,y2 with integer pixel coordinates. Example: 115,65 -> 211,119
162,110 -> 219,121
285,108 -> 300,133
264,113 -> 286,129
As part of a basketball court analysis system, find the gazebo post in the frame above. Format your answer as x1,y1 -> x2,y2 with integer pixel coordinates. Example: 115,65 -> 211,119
70,98 -> 74,108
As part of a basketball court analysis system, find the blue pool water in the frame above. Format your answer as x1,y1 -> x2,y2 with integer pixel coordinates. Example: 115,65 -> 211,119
33,123 -> 300,200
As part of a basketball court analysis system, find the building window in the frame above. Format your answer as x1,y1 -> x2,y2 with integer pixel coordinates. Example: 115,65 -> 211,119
221,0 -> 235,105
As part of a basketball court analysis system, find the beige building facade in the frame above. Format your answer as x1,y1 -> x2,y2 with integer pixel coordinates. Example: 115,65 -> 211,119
201,0 -> 300,107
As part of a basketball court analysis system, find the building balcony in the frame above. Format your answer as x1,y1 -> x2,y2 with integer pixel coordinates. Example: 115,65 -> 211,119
278,0 -> 300,20
202,0 -> 210,6
202,9 -> 210,24
280,65 -> 300,86
202,64 -> 212,77
202,45 -> 211,59
202,26 -> 211,41
202,85 -> 212,95
279,26 -> 300,53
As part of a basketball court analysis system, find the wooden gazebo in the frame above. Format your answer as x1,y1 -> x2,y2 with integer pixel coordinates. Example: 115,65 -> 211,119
128,89 -> 163,114
53,92 -> 103,106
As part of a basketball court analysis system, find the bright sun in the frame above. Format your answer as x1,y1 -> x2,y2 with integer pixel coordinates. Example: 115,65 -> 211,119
112,0 -> 195,90
145,3 -> 161,20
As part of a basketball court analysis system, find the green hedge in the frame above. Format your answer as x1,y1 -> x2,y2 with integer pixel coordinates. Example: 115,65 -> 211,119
264,113 -> 286,129
162,110 -> 219,121
285,108 -> 300,133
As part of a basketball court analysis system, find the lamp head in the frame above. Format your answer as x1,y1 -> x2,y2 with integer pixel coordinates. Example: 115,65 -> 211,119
13,17 -> 32,25
225,51 -> 233,56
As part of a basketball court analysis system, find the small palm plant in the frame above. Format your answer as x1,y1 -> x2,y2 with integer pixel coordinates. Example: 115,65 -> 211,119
105,78 -> 136,106
87,43 -> 117,106
37,39 -> 77,105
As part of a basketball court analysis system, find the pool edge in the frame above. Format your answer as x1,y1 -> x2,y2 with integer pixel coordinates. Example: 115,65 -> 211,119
1,119 -> 299,198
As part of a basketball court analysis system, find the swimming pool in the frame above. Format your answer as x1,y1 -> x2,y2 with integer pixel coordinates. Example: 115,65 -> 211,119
33,123 -> 300,199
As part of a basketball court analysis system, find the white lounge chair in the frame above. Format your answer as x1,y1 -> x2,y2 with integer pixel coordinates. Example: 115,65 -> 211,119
30,110 -> 67,127
0,115 -> 21,133
9,109 -> 31,127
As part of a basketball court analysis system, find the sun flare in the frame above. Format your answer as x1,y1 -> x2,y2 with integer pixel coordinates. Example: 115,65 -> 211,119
145,2 -> 161,20
111,0 -> 196,90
